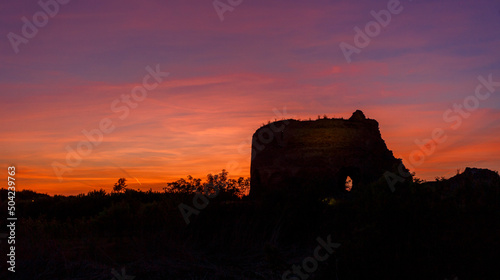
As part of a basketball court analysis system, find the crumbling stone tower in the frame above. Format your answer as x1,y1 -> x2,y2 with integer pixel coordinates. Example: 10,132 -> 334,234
249,110 -> 408,198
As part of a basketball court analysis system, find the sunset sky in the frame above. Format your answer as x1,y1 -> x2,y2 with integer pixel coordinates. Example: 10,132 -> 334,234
1,0 -> 500,195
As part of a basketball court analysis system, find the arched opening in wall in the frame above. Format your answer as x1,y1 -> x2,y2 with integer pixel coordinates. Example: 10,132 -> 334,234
345,176 -> 353,192
335,166 -> 361,195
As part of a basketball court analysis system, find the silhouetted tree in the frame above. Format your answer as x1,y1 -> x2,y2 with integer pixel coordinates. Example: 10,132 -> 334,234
206,170 -> 228,196
113,178 -> 127,193
87,188 -> 107,197
206,169 -> 250,198
163,170 -> 250,198
164,175 -> 201,194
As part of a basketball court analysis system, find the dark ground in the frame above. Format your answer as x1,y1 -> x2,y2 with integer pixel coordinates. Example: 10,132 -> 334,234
1,170 -> 499,280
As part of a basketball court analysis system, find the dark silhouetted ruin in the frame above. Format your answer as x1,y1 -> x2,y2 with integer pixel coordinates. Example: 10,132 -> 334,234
249,110 -> 410,197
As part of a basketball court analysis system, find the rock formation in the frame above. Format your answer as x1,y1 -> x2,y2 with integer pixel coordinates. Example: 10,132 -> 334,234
249,110 -> 409,198
425,167 -> 500,192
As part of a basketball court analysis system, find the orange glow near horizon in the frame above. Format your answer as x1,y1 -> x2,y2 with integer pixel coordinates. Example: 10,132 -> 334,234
7,107 -> 500,196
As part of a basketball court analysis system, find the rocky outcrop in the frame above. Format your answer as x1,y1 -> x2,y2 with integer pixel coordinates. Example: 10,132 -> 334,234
423,167 -> 500,205
426,167 -> 500,192
448,167 -> 499,187
249,110 -> 409,198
